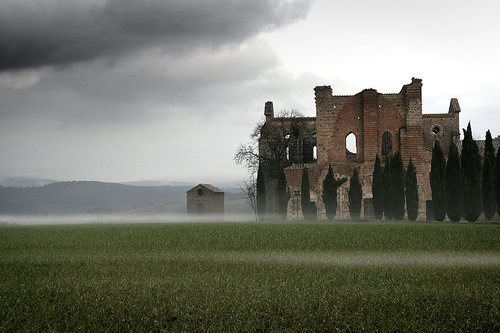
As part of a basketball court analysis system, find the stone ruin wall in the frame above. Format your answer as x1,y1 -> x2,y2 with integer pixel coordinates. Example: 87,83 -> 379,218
259,112 -> 317,218
261,78 -> 460,220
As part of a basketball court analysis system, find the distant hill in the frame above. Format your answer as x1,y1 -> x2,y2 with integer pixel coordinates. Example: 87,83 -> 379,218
120,180 -> 196,187
0,177 -> 58,188
0,181 -> 251,216
0,181 -> 191,214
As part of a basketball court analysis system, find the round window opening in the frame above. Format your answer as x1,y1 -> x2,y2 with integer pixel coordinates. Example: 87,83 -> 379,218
432,125 -> 441,135
198,188 -> 204,196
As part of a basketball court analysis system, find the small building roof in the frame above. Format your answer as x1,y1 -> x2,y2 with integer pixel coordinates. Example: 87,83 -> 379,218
187,184 -> 224,193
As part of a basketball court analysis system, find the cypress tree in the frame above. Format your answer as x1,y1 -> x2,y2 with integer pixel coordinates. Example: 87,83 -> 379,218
301,167 -> 311,220
277,167 -> 289,220
382,156 -> 393,220
495,147 -> 500,217
372,155 -> 384,219
483,130 -> 496,219
430,140 -> 447,221
461,122 -> 482,222
391,151 -> 406,220
482,153 -> 495,219
445,137 -> 462,222
256,164 -> 266,221
485,130 -> 495,166
406,158 -> 419,221
322,164 -> 346,220
348,168 -> 362,220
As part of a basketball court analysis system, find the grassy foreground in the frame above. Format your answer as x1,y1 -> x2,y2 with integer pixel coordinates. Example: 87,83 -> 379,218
1,222 -> 499,332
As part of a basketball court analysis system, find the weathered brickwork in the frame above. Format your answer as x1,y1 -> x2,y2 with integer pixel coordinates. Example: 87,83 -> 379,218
260,78 -> 460,220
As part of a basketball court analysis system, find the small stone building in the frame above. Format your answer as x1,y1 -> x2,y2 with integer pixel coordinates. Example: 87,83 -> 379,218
186,184 -> 224,219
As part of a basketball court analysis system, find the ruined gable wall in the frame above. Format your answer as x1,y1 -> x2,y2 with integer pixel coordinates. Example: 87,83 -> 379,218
422,114 -> 460,154
329,93 -> 364,162
316,89 -> 407,180
275,78 -> 458,220
312,78 -> 430,220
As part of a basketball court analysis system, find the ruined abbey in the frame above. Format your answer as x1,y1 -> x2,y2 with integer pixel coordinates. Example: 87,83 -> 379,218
259,78 -> 461,220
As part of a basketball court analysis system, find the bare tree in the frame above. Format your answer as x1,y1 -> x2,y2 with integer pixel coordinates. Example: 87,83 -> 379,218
234,110 -> 304,176
239,176 -> 257,221
234,110 -> 305,216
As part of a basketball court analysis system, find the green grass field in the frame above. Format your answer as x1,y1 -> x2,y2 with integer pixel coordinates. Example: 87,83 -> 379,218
1,222 -> 499,331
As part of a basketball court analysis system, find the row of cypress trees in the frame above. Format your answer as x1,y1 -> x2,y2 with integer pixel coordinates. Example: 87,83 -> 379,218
430,122 -> 499,222
319,152 -> 419,222
323,151 -> 419,222
371,152 -> 419,221
258,155 -> 419,221
258,122 -> 498,222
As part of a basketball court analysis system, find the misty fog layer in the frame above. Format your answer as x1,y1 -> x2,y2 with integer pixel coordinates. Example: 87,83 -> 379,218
0,213 -> 258,226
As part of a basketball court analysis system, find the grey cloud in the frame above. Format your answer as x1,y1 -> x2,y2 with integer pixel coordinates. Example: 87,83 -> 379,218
0,0 -> 312,71
0,34 -> 285,128
0,38 -> 280,128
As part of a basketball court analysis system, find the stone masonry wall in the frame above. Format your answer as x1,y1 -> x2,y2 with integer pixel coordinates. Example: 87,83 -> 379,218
187,185 -> 224,219
264,78 -> 460,220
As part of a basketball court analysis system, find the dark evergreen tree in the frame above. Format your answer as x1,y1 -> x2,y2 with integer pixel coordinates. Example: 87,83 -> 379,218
430,140 -> 447,221
405,158 -> 419,221
391,151 -> 406,220
483,130 -> 496,219
372,155 -> 384,219
461,122 -> 482,222
348,168 -> 362,220
322,164 -> 346,220
445,137 -> 462,222
482,153 -> 495,219
277,167 -> 289,220
256,164 -> 266,221
495,148 -> 500,217
382,156 -> 393,220
301,167 -> 311,220
485,130 -> 495,167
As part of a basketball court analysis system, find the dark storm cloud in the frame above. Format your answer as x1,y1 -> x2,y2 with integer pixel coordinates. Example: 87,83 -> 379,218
0,0 -> 312,71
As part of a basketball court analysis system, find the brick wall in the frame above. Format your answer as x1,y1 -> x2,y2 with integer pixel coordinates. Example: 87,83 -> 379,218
262,78 -> 460,220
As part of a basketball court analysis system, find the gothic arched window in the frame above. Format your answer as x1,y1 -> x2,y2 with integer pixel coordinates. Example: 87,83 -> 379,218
346,132 -> 357,157
382,131 -> 392,157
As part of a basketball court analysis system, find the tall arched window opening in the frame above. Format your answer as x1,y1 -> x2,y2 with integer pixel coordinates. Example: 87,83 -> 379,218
346,133 -> 357,157
382,131 -> 392,157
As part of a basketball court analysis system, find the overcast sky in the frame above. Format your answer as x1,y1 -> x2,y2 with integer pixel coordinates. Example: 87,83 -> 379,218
1,0 -> 499,185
